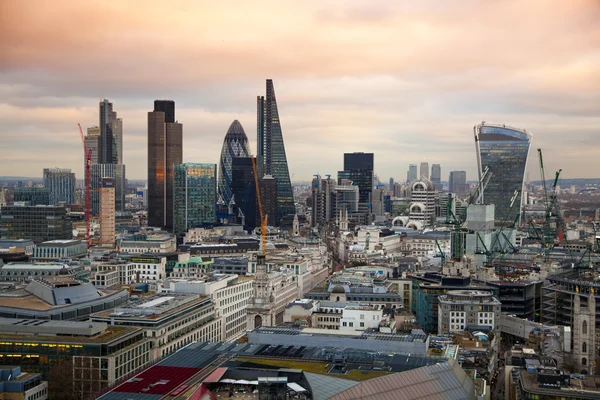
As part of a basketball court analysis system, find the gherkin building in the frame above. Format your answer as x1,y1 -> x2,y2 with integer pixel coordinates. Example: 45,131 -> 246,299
218,120 -> 251,204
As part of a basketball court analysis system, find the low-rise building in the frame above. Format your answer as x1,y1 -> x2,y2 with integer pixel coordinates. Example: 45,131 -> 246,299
283,299 -> 318,326
91,293 -> 222,359
118,232 -> 176,254
0,239 -> 35,256
210,257 -> 248,275
0,204 -> 72,243
340,303 -> 383,331
93,269 -> 120,288
31,239 -> 87,261
0,262 -> 85,283
0,366 -> 48,400
170,256 -> 213,278
0,318 -> 150,399
437,290 -> 502,334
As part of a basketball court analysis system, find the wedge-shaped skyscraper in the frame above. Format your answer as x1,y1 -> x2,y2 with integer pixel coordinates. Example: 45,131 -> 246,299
257,79 -> 295,224
475,122 -> 532,223
218,120 -> 251,205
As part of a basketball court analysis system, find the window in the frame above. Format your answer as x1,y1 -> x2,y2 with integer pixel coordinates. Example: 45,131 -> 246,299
583,342 -> 587,353
349,322 -> 354,327
360,322 -> 364,327
583,320 -> 588,335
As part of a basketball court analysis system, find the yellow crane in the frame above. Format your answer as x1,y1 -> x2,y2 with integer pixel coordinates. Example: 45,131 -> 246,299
251,157 -> 267,253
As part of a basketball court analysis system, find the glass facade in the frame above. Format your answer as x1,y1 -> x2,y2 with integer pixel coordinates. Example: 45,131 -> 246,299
218,120 -> 251,205
257,80 -> 295,224
43,168 -> 76,205
13,187 -> 50,206
338,152 -> 374,225
230,157 -> 258,231
90,164 -> 126,215
0,205 -> 72,243
147,104 -> 182,230
173,163 -> 217,236
475,123 -> 532,223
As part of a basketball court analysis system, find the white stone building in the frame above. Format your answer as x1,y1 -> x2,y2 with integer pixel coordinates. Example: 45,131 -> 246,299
438,290 -> 501,335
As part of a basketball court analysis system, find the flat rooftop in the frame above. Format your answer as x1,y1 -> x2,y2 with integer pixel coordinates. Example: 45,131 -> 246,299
254,326 -> 428,343
92,293 -> 209,320
0,262 -> 76,270
0,287 -> 123,311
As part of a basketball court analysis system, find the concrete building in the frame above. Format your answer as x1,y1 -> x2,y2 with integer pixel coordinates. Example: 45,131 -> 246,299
170,256 -> 213,278
437,290 -> 501,334
43,168 -> 75,205
0,205 -> 72,243
449,170 -> 468,196
31,239 -> 87,261
0,366 -> 48,400
405,231 -> 450,258
99,177 -> 116,247
408,179 -> 437,229
118,231 -> 176,253
340,303 -> 383,331
90,163 -> 126,215
0,318 -> 150,399
210,257 -> 249,275
407,164 -> 418,182
283,299 -> 319,326
128,254 -> 167,282
0,239 -> 35,256
248,326 -> 429,354
0,276 -> 128,320
96,261 -> 137,285
91,294 -> 221,359
93,269 -> 120,288
431,163 -> 442,190
0,262 -> 85,283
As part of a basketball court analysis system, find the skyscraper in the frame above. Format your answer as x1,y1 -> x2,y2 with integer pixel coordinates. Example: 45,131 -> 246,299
90,164 -> 125,216
218,120 -> 251,205
338,152 -> 374,225
431,164 -> 442,191
475,122 -> 532,222
147,101 -> 183,230
230,157 -> 258,231
85,127 -> 100,164
407,164 -> 417,182
99,178 -> 116,247
43,168 -> 76,205
420,162 -> 429,180
99,99 -> 116,164
257,79 -> 295,224
173,163 -> 217,237
449,171 -> 468,196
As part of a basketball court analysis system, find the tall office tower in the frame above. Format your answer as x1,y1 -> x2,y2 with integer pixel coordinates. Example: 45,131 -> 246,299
257,79 -> 295,224
230,157 -> 258,231
147,101 -> 183,230
99,99 -> 117,164
13,188 -> 50,206
420,162 -> 429,180
475,122 -> 532,222
371,187 -> 385,217
337,152 -> 374,225
90,164 -> 126,216
43,168 -> 76,204
310,174 -> 336,228
173,163 -> 217,237
99,178 -> 116,247
111,117 -> 123,165
389,177 -> 394,192
218,120 -> 251,205
259,175 -> 278,227
85,127 -> 100,164
407,164 -> 417,182
449,171 -> 468,196
431,164 -> 442,190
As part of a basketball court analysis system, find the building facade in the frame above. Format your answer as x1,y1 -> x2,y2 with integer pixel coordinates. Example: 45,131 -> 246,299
0,205 -> 72,243
408,179 -> 437,229
173,163 -> 217,237
437,290 -> 501,334
90,163 -> 126,215
13,187 -> 50,206
218,120 -> 251,205
338,152 -> 374,225
257,79 -> 295,224
147,100 -> 183,230
474,122 -> 532,222
43,168 -> 75,205
230,157 -> 258,231
99,178 -> 116,246
449,171 -> 468,196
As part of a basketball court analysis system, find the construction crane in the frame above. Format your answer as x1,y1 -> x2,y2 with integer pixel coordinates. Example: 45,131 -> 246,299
550,169 -> 563,243
77,123 -> 92,249
538,148 -> 554,249
251,157 -> 267,253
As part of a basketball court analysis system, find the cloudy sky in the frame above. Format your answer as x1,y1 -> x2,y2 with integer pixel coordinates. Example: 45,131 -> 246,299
1,0 -> 599,183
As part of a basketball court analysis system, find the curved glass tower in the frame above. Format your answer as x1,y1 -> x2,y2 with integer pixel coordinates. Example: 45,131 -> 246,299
218,120 -> 251,205
475,122 -> 532,223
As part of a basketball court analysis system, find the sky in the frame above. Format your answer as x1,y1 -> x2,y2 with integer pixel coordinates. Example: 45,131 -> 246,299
0,0 -> 599,183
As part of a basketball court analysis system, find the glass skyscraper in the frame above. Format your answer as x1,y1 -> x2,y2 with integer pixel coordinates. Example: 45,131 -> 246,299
218,120 -> 251,205
257,79 -> 295,224
338,152 -> 374,225
43,168 -> 76,205
173,163 -> 217,237
475,122 -> 532,223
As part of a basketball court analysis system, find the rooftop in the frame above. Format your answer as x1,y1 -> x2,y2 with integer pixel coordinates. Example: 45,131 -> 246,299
93,293 -> 209,320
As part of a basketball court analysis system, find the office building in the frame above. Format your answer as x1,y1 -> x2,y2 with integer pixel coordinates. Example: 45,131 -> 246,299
431,163 -> 442,190
420,162 -> 429,180
218,120 -> 251,205
409,179 -> 437,229
0,366 -> 48,400
99,99 -> 123,165
338,152 -> 374,225
437,290 -> 501,334
475,122 -> 532,222
13,187 -> 50,206
259,175 -> 278,227
0,318 -> 149,399
90,164 -> 125,215
43,168 -> 75,205
148,100 -> 183,230
173,163 -> 217,236
118,231 -> 177,253
85,126 -> 100,164
0,262 -> 85,282
99,178 -> 116,246
32,239 -> 87,261
449,170 -> 468,196
0,205 -> 72,243
407,164 -> 417,182
257,79 -> 295,224
310,174 -> 336,228
230,157 -> 258,231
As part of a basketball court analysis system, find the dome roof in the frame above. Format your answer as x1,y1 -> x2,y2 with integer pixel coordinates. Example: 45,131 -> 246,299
224,120 -> 248,142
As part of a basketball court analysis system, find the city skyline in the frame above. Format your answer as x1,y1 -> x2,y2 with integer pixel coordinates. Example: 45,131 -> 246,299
0,1 -> 599,182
